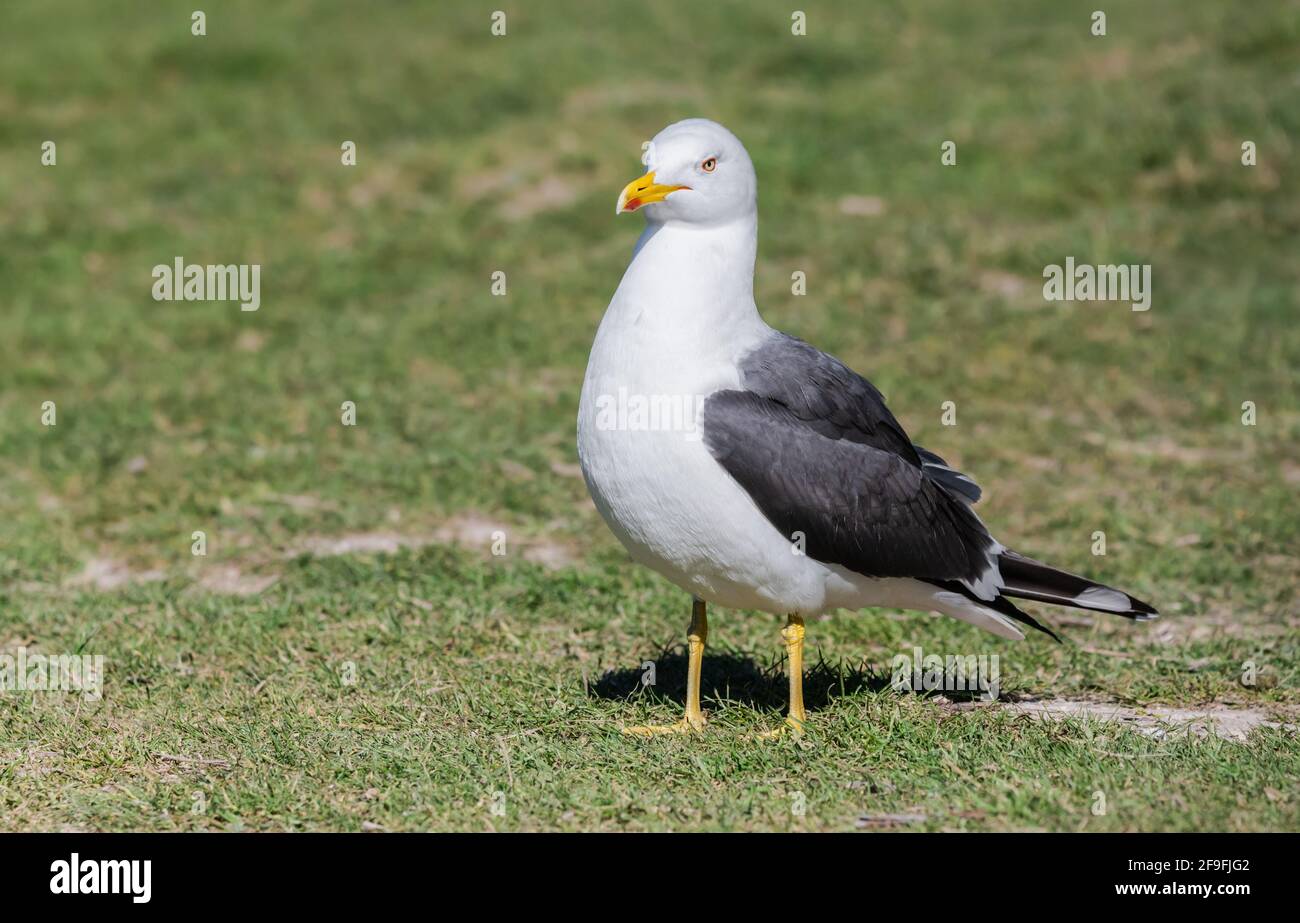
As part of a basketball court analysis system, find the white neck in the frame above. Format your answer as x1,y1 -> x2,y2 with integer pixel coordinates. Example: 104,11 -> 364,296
606,213 -> 764,342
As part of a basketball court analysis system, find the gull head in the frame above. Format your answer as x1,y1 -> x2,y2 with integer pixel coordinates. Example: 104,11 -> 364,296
616,118 -> 756,225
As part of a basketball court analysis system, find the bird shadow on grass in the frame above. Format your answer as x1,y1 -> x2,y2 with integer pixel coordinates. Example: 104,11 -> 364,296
590,642 -> 899,714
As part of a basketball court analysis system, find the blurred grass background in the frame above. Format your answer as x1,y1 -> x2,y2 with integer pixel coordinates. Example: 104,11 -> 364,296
0,0 -> 1297,831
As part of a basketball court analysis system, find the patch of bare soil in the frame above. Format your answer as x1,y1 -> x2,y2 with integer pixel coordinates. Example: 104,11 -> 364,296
54,511 -> 581,599
288,513 -> 578,571
68,557 -> 165,591
989,697 -> 1298,742
195,565 -> 278,596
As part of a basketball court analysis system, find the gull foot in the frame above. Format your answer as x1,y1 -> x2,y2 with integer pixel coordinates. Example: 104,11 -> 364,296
622,717 -> 705,736
753,716 -> 806,740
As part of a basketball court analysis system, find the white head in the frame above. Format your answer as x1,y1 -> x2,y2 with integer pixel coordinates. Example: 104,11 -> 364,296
615,119 -> 756,226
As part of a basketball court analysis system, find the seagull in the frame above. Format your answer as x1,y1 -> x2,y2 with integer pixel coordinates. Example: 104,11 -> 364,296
577,118 -> 1157,736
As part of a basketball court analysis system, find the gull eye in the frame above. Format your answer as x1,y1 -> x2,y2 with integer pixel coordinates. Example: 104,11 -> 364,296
701,157 -> 717,173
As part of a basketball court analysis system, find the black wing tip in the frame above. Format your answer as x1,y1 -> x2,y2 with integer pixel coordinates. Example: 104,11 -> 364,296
1117,592 -> 1159,619
1131,597 -> 1159,617
999,549 -> 1160,621
1010,604 -> 1065,644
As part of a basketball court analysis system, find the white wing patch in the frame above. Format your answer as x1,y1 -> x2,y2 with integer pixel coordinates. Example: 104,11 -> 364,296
959,539 -> 1005,602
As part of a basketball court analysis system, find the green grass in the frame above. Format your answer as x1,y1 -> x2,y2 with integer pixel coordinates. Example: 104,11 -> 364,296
1,0 -> 1298,831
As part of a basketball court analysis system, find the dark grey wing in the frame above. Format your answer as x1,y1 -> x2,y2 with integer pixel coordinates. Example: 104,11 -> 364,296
701,390 -> 997,586
914,447 -> 982,504
738,332 -> 919,463
739,332 -> 981,503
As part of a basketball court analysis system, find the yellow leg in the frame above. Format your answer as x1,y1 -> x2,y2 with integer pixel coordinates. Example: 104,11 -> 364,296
758,614 -> 806,738
623,598 -> 708,735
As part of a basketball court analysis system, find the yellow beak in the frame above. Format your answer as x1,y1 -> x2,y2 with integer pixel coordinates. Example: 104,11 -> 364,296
616,170 -> 688,214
